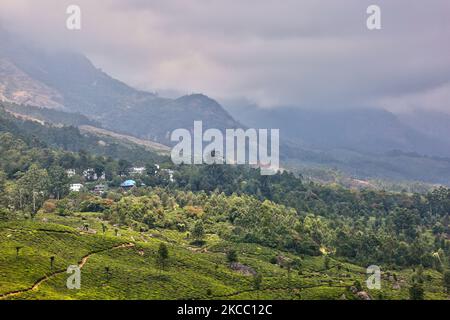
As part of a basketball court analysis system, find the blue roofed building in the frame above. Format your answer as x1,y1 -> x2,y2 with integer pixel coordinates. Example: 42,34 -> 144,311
120,179 -> 136,190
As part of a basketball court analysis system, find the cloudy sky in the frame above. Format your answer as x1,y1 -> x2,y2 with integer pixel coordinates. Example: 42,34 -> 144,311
0,0 -> 449,112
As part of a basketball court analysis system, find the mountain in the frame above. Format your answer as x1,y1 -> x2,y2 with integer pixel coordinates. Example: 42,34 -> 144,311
224,104 -> 450,158
2,29 -> 450,185
0,31 -> 240,144
397,109 -> 450,144
0,102 -> 168,165
224,103 -> 450,185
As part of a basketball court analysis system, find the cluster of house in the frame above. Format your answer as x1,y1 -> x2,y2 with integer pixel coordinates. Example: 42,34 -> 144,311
68,168 -> 105,194
68,164 -> 175,194
69,181 -> 133,194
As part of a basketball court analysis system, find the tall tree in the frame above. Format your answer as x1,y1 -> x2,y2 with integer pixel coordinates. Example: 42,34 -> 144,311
192,220 -> 205,244
253,273 -> 263,291
93,161 -> 105,180
156,243 -> 169,273
118,159 -> 131,176
226,249 -> 238,266
409,282 -> 425,300
48,165 -> 69,199
18,164 -> 49,215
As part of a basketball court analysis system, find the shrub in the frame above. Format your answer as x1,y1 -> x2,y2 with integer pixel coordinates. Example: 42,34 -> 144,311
0,208 -> 14,221
226,249 -> 238,265
42,200 -> 57,213
79,197 -> 112,212
269,256 -> 278,264
56,199 -> 71,216
184,206 -> 204,218
409,283 -> 425,300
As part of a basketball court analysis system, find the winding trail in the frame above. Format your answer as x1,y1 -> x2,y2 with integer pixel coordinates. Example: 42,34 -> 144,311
0,243 -> 135,300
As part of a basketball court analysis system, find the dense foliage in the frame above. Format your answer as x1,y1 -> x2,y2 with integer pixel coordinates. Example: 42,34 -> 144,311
0,107 -> 448,273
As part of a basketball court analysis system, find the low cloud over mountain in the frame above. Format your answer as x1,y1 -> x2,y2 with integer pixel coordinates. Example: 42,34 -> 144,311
1,0 -> 449,111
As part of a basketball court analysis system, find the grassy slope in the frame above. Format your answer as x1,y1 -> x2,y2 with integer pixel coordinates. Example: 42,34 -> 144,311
0,213 -> 447,300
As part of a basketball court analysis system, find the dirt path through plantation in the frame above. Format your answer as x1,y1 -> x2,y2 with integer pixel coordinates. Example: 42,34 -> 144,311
0,243 -> 135,300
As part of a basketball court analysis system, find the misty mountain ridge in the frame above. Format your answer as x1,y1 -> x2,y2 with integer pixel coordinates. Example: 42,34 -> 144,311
397,109 -> 450,145
0,31 -> 239,144
1,29 -> 450,184
224,104 -> 450,158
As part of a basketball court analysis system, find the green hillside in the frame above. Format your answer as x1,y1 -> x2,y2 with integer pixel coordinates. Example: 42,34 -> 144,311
0,103 -> 449,301
1,213 -> 446,300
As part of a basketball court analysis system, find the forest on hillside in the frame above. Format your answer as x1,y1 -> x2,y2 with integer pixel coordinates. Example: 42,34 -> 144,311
0,105 -> 449,300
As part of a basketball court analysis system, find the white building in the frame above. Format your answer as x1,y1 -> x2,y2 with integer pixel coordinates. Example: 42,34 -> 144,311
93,184 -> 107,195
66,169 -> 76,177
130,167 -> 146,175
82,169 -> 105,181
161,169 -> 175,182
83,169 -> 96,181
70,183 -> 84,192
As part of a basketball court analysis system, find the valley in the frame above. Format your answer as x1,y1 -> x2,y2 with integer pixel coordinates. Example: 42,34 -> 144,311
0,26 -> 449,302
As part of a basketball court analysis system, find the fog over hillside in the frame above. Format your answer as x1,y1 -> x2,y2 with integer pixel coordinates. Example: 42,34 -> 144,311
1,2 -> 450,305
0,2 -> 449,184
0,0 -> 449,112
